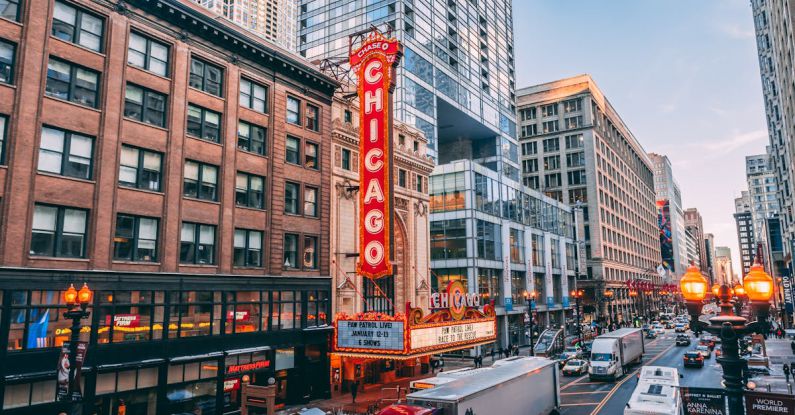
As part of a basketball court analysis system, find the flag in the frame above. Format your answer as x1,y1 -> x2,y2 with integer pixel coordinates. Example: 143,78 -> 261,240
27,309 -> 50,348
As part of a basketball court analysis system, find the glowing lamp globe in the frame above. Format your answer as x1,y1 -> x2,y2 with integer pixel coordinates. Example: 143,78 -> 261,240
712,284 -> 721,298
77,283 -> 93,306
733,284 -> 745,297
743,262 -> 774,302
680,265 -> 708,302
63,284 -> 78,307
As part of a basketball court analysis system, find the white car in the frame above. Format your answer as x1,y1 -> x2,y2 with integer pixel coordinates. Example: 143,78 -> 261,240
653,324 -> 665,334
562,359 -> 589,376
695,345 -> 712,358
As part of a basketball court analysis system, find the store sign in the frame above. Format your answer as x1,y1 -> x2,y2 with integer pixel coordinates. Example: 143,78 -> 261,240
227,360 -> 270,374
352,30 -> 401,280
745,390 -> 795,415
782,273 -> 794,314
224,378 -> 241,392
226,310 -> 251,322
112,314 -> 140,328
336,320 -> 405,351
410,321 -> 496,351
680,387 -> 727,415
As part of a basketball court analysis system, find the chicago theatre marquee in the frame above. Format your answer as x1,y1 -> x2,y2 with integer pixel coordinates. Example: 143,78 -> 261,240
327,28 -> 496,393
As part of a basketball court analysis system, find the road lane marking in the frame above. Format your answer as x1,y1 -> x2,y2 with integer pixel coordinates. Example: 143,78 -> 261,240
561,391 -> 609,395
560,374 -> 589,390
590,341 -> 676,415
561,403 -> 600,407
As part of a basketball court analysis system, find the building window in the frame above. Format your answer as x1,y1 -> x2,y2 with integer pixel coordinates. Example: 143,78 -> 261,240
306,291 -> 329,327
189,57 -> 223,97
304,141 -> 318,169
239,78 -> 267,112
509,228 -> 524,263
45,58 -> 100,108
30,204 -> 87,258
237,121 -> 267,155
305,103 -> 319,131
168,291 -> 221,337
183,160 -> 218,201
545,173 -> 562,187
431,268 -> 468,292
0,39 -> 14,84
543,155 -> 560,170
563,98 -> 582,113
564,116 -> 583,129
341,148 -> 351,170
521,141 -> 537,156
180,222 -> 216,265
398,169 -> 407,187
186,104 -> 221,143
521,124 -> 538,137
0,115 -> 6,164
286,135 -> 300,164
113,214 -> 158,262
565,134 -> 584,149
283,233 -> 298,269
511,271 -> 527,305
234,229 -> 262,267
343,110 -> 352,123
1,0 -> 19,21
430,219 -> 467,260
119,145 -> 161,191
127,32 -> 169,76
286,96 -> 300,125
38,126 -> 93,179
532,234 -> 544,266
52,1 -> 104,52
542,137 -> 559,152
566,152 -> 585,168
525,175 -> 539,190
303,235 -> 318,269
416,175 -> 424,192
567,170 -> 586,185
521,159 -> 538,174
304,186 -> 318,217
235,172 -> 264,209
476,268 -> 501,302
124,84 -> 166,127
541,103 -> 558,117
519,107 -> 536,121
272,291 -> 302,329
542,120 -> 559,133
284,181 -> 300,214
476,220 -> 501,260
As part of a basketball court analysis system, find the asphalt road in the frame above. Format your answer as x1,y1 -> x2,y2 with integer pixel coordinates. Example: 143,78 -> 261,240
559,330 -> 724,415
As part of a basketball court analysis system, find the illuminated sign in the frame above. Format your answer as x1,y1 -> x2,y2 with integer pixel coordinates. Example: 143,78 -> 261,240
226,311 -> 250,321
429,280 -> 480,319
107,314 -> 140,328
352,30 -> 402,280
226,360 -> 270,374
336,320 -> 405,351
410,321 -> 496,351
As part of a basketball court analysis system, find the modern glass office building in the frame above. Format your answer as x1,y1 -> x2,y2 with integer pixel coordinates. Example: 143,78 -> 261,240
298,0 -> 519,178
429,160 -> 575,349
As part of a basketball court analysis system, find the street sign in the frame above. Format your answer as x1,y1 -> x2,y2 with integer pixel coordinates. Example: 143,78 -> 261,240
744,390 -> 795,415
680,387 -> 727,415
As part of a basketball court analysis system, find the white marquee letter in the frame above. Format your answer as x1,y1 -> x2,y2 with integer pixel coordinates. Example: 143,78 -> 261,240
364,88 -> 383,114
365,60 -> 383,84
364,241 -> 385,266
365,148 -> 384,172
363,179 -> 385,204
364,210 -> 384,234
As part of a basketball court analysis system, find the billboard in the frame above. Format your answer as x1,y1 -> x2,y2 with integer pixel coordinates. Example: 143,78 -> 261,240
657,200 -> 675,273
351,31 -> 402,280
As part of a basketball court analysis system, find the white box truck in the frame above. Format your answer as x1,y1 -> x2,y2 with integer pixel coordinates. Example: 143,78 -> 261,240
399,357 -> 560,415
588,328 -> 645,381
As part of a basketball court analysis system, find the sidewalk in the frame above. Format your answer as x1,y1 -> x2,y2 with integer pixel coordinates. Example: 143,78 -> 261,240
278,357 -> 476,415
753,338 -> 795,394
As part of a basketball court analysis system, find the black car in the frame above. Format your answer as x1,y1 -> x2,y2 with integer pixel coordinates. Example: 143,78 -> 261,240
676,334 -> 691,346
683,351 -> 704,367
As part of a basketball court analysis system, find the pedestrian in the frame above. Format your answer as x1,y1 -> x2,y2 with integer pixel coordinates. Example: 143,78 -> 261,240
351,380 -> 359,404
790,340 -> 795,354
490,347 -> 495,361
784,363 -> 790,384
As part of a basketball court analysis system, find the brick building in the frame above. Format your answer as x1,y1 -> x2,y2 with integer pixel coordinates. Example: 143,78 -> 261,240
0,0 -> 337,413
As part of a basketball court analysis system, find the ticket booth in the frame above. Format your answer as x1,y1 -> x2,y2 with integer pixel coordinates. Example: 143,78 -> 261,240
241,384 -> 276,415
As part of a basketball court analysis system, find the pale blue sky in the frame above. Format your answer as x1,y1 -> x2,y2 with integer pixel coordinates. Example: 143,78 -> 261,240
513,0 -> 766,275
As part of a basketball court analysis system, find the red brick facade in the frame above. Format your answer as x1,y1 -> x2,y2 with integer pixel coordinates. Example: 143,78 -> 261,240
0,0 -> 336,277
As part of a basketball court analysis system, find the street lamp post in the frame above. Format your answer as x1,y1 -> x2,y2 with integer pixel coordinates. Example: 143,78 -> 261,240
525,291 -> 537,356
681,262 -> 773,415
62,283 -> 93,415
571,290 -> 584,343
604,289 -> 614,327
629,290 -> 638,326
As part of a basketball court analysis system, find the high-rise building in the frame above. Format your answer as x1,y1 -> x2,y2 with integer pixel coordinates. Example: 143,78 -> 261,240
715,246 -> 736,285
704,233 -> 717,284
0,0 -> 339,410
194,0 -> 298,50
746,153 -> 780,243
684,227 -> 699,268
750,0 -> 795,261
735,190 -> 752,214
516,75 -> 662,323
298,0 -> 518,173
683,208 -> 708,275
734,210 -> 755,275
648,153 -> 686,275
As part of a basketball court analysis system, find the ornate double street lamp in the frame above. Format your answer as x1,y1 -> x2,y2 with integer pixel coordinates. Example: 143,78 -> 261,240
62,283 -> 93,414
680,261 -> 774,415
524,290 -> 537,356
604,289 -> 614,325
571,289 -> 584,343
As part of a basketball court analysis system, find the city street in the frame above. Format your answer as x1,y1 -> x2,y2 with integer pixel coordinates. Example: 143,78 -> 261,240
560,330 -> 723,415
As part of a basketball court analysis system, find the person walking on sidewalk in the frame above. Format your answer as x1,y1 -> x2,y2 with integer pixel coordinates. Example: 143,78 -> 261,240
784,363 -> 790,384
351,381 -> 359,404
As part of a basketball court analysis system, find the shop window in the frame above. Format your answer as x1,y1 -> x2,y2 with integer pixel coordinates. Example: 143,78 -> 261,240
45,58 -> 100,108
166,380 -> 216,415
52,1 -> 104,52
168,291 -> 221,338
128,31 -> 169,76
7,290 -> 91,350
189,57 -> 223,97
271,291 -> 302,330
3,380 -> 56,409
96,290 -> 165,344
306,291 -> 328,327
224,291 -> 265,334
275,348 -> 295,370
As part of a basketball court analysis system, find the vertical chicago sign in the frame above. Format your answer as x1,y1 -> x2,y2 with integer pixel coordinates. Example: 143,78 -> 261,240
351,31 -> 402,279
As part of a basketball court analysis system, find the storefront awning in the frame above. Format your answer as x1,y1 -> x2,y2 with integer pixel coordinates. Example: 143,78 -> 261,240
224,346 -> 271,356
97,358 -> 165,372
169,352 -> 223,363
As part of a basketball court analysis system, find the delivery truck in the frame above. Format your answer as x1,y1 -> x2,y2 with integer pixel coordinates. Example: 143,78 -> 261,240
394,357 -> 560,415
588,328 -> 645,381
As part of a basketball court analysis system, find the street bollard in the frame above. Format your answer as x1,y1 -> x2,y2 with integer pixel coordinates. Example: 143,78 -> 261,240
789,383 -> 793,395
767,384 -> 772,392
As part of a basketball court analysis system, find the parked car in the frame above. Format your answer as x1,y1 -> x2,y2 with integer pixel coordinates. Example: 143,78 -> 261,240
683,351 -> 704,368
695,345 -> 712,358
675,335 -> 691,346
562,359 -> 589,376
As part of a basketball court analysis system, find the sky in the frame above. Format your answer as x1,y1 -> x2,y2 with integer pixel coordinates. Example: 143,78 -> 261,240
512,0 -> 768,276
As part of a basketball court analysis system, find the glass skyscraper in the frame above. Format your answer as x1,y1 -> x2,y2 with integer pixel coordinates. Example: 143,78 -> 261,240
298,0 -> 518,179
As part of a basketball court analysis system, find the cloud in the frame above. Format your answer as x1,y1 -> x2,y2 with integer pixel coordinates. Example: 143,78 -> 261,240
719,23 -> 755,40
659,103 -> 677,113
692,129 -> 768,156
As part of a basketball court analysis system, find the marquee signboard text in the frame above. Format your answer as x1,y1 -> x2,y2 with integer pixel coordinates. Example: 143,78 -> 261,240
352,31 -> 402,280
